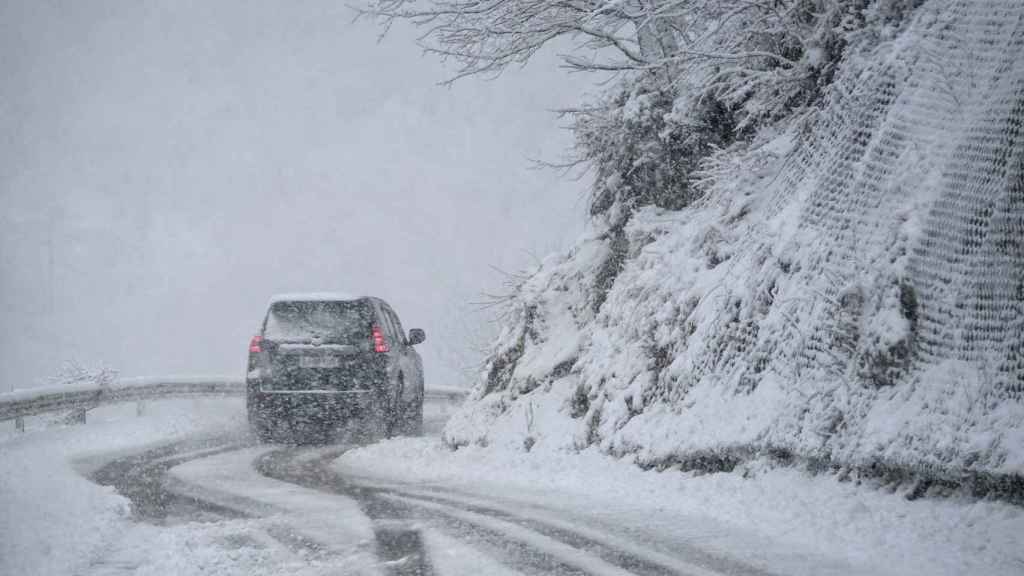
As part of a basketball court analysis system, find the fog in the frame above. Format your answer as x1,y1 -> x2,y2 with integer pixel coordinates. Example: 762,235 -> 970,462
0,0 -> 587,391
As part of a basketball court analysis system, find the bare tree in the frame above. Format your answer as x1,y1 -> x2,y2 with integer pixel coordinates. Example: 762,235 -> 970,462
357,0 -> 864,215
356,0 -> 674,80
357,0 -> 855,124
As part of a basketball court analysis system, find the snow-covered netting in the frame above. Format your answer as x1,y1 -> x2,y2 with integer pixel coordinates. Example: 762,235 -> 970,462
446,0 -> 1024,488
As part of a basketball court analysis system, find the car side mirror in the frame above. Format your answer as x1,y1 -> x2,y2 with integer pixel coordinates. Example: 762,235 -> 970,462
408,328 -> 426,346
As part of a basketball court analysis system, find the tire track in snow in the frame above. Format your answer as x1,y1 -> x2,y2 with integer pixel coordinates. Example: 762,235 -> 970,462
254,447 -> 436,576
85,437 -> 372,569
255,447 -> 745,576
257,446 -> 597,575
89,436 -> 257,524
357,483 -> 775,576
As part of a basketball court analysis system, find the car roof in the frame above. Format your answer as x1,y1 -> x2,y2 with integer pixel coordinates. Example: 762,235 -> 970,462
267,292 -> 366,305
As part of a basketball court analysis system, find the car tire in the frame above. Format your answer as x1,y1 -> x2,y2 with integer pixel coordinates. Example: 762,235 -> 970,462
252,417 -> 275,443
403,398 -> 424,437
385,374 -> 406,439
365,392 -> 390,442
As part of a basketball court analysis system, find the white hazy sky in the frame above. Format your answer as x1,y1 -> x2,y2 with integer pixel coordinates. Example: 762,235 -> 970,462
0,0 -> 589,390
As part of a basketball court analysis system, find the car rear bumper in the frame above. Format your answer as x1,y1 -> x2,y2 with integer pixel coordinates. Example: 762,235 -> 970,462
246,379 -> 380,429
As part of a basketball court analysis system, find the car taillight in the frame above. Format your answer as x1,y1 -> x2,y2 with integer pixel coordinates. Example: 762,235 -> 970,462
249,335 -> 263,353
372,326 -> 389,353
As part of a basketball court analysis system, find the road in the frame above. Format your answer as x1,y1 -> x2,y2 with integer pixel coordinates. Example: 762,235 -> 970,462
84,411 -> 774,576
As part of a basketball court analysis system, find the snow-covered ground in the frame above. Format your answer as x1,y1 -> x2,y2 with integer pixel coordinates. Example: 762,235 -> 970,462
0,397 -> 474,576
335,436 -> 1024,576
0,399 -> 249,576
4,398 -> 1020,575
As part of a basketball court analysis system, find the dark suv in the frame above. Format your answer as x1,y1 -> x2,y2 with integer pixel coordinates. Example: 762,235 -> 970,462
246,293 -> 426,442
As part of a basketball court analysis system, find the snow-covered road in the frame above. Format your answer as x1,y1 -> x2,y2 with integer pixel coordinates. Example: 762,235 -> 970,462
85,434 -> 771,575
3,399 -> 1021,576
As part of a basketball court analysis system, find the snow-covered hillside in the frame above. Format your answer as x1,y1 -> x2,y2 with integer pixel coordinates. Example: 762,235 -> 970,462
445,0 -> 1024,494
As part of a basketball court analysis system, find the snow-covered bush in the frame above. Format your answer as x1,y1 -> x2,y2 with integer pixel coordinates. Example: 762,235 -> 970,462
572,74 -> 735,219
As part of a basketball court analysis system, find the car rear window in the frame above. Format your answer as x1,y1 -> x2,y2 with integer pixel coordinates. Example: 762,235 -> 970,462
264,300 -> 371,343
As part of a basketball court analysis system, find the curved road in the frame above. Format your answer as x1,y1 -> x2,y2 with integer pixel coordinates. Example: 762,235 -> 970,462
87,419 -> 775,576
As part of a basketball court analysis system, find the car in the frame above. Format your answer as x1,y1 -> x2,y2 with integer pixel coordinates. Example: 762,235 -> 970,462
245,293 -> 426,443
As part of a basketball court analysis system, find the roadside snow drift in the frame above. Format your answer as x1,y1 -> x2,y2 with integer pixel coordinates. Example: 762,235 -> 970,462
445,0 -> 1024,488
0,400 -> 245,576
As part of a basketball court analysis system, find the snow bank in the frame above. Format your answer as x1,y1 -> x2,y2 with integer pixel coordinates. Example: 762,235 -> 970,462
446,0 -> 1024,492
0,399 -> 245,575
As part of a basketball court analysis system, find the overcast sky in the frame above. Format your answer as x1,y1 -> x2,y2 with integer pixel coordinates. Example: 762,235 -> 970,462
0,0 -> 589,390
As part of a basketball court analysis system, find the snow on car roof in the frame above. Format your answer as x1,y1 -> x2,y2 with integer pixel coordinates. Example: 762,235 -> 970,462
268,292 -> 364,304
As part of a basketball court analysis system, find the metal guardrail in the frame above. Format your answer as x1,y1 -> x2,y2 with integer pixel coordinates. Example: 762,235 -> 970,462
0,377 -> 468,431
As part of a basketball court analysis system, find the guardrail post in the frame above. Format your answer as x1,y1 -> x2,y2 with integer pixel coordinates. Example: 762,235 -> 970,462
15,416 -> 25,433
136,401 -> 145,417
70,409 -> 87,425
